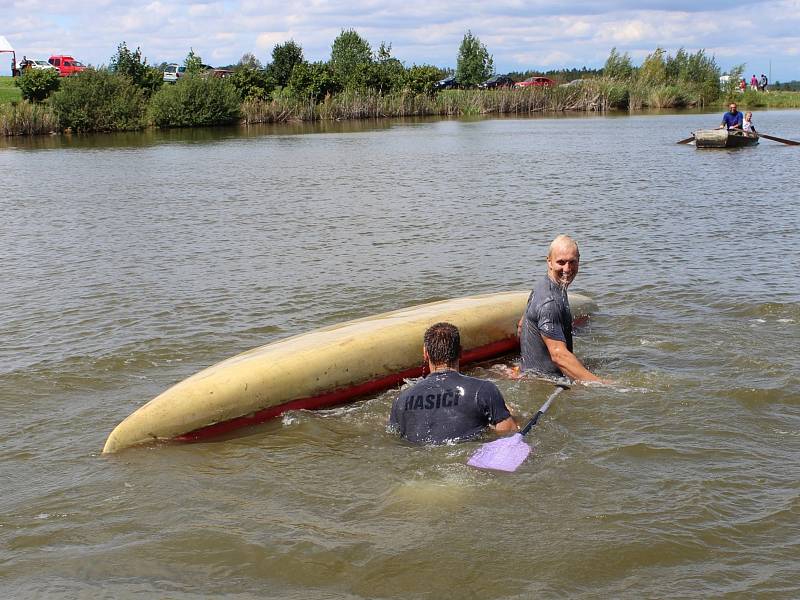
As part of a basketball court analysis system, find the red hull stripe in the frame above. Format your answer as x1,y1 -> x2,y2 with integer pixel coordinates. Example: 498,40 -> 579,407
174,336 -> 520,442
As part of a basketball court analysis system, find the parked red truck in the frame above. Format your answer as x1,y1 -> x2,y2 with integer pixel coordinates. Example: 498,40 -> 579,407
48,55 -> 86,76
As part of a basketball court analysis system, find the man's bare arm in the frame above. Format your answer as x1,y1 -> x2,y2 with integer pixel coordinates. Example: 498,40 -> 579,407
492,416 -> 519,434
541,335 -> 602,383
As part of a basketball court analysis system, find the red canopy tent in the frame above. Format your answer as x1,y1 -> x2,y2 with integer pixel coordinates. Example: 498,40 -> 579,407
0,35 -> 19,76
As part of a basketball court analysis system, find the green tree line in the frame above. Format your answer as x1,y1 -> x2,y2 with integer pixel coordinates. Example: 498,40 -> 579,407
7,31 -> 788,135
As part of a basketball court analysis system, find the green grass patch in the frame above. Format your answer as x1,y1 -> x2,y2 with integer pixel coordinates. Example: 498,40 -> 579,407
742,91 -> 800,108
723,90 -> 800,109
0,76 -> 23,104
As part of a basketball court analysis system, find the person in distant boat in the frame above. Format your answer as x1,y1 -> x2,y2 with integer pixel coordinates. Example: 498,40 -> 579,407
743,111 -> 756,135
719,103 -> 743,130
388,322 -> 517,444
517,235 -> 604,383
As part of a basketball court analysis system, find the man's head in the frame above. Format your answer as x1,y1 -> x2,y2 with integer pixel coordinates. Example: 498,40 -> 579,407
547,235 -> 580,288
729,103 -> 738,113
423,322 -> 461,368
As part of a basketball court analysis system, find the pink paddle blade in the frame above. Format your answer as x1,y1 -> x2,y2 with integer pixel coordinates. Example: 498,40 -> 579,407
467,433 -> 532,472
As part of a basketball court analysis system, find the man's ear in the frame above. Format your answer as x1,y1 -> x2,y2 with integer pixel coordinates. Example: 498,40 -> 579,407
423,346 -> 429,362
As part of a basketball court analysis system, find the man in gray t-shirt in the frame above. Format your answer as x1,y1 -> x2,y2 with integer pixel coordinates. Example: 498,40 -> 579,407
519,235 -> 603,383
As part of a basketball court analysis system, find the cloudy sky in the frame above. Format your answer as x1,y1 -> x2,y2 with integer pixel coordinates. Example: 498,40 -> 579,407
3,0 -> 800,80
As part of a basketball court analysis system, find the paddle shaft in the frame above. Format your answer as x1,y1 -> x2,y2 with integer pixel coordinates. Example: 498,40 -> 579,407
519,385 -> 568,436
759,132 -> 800,146
676,136 -> 694,144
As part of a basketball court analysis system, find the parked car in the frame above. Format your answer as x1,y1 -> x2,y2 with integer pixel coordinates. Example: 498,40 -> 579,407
48,55 -> 86,76
515,76 -> 555,88
559,79 -> 584,87
18,58 -> 59,74
433,75 -> 458,91
209,68 -> 232,78
478,75 -> 515,89
163,63 -> 187,83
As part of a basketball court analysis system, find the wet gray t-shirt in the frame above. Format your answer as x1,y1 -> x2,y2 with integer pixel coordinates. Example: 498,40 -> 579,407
389,371 -> 510,444
520,276 -> 573,377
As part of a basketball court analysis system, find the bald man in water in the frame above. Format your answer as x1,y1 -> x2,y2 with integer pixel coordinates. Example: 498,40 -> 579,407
518,235 -> 603,383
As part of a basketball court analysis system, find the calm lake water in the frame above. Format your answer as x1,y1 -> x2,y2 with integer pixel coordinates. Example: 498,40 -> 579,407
1,111 -> 799,599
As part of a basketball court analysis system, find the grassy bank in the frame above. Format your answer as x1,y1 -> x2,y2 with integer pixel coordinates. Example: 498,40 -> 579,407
0,76 -> 23,104
727,90 -> 800,109
3,75 -> 800,137
240,82 -> 620,124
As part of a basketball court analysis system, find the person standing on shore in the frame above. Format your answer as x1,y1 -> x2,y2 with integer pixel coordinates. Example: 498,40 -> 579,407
719,103 -> 743,130
518,235 -> 604,383
760,74 -> 769,92
389,322 -> 518,444
750,74 -> 759,91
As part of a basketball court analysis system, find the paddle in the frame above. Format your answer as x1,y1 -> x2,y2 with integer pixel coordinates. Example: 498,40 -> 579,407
467,384 -> 568,472
676,135 -> 695,144
759,132 -> 800,146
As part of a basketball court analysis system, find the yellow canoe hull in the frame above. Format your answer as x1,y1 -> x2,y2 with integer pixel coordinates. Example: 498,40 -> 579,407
102,290 -> 597,453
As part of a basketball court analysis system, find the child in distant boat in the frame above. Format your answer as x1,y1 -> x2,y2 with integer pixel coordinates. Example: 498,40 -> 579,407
743,111 -> 757,135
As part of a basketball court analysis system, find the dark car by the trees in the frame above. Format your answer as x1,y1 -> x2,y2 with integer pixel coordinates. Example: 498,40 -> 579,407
478,75 -> 514,89
432,75 -> 458,91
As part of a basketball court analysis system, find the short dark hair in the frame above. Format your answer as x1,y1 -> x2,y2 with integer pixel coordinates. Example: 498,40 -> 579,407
424,322 -> 461,366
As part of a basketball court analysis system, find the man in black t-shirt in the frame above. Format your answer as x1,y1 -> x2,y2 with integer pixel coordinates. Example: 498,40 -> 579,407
519,235 -> 603,383
389,322 -> 517,444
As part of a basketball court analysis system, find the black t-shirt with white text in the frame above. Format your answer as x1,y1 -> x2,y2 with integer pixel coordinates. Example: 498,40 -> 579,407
389,370 -> 510,444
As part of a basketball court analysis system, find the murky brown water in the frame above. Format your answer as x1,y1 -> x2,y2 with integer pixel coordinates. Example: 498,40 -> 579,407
1,111 -> 799,598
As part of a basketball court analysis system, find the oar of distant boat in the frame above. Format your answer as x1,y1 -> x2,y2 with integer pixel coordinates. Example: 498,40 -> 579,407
677,131 -> 800,145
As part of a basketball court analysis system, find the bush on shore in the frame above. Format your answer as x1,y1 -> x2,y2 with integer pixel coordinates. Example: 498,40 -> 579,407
148,75 -> 241,127
51,69 -> 148,131
15,69 -> 61,102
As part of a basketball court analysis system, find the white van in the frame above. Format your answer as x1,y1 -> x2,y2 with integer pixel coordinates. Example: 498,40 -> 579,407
163,63 -> 186,83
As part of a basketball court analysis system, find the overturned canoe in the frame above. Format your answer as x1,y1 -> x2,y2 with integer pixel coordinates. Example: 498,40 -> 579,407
102,290 -> 597,453
694,129 -> 759,148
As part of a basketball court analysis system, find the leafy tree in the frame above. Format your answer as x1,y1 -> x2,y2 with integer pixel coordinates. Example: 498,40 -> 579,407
722,63 -> 745,101
109,42 -> 162,96
330,29 -> 372,90
287,61 -> 339,101
365,42 -> 406,93
184,49 -> 204,75
51,69 -> 147,131
602,47 -> 634,79
455,30 -> 493,87
15,68 -> 60,102
149,76 -> 241,127
638,48 -> 667,85
665,48 -> 720,105
229,64 -> 274,101
269,40 -> 304,87
404,64 -> 447,94
238,52 -> 263,70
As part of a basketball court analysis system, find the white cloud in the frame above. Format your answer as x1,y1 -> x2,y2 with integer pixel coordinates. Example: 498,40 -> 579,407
1,0 -> 799,79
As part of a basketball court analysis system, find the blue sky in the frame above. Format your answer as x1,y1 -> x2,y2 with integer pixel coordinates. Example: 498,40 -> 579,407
3,0 -> 799,80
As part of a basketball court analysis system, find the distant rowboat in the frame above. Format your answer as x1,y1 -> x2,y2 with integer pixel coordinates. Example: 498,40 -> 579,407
694,129 -> 759,148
